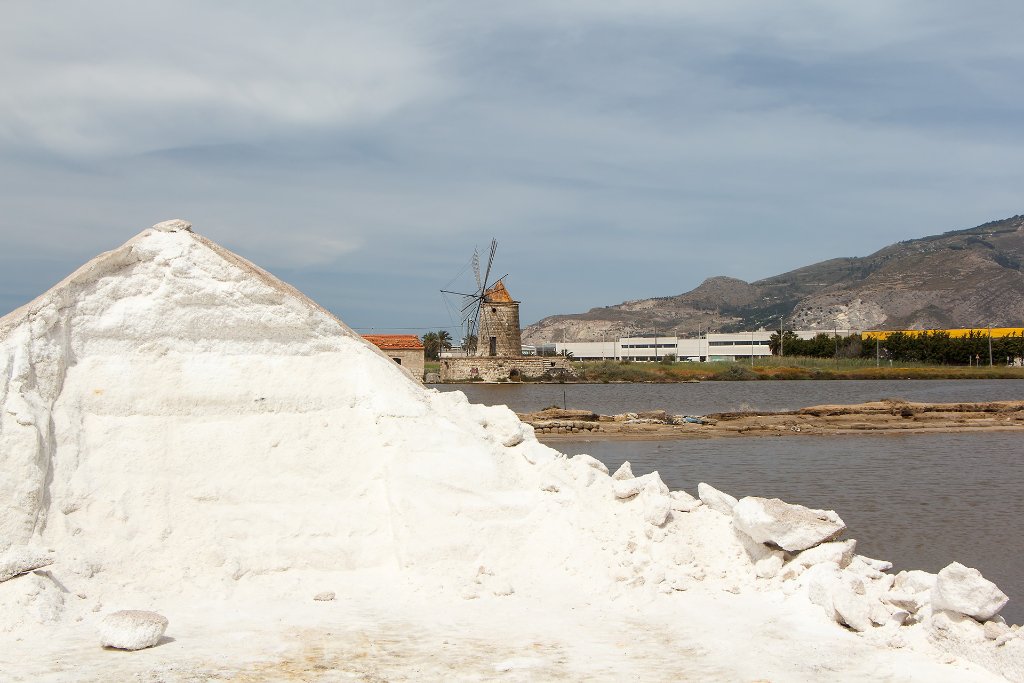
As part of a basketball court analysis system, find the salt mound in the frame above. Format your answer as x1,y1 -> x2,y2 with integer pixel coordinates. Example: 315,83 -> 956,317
99,610 -> 168,650
0,222 -> 582,595
1,221 -> 1021,680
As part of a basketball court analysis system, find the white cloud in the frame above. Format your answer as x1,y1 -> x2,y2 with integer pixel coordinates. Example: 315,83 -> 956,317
0,3 -> 447,155
1,1 -> 1023,324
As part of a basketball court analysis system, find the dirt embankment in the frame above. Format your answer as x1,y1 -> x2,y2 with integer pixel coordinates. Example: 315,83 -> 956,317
519,400 -> 1024,440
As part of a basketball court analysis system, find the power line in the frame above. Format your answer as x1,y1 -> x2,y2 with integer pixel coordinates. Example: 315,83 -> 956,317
350,325 -> 461,331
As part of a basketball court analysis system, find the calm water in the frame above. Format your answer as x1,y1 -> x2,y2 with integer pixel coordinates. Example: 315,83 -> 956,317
431,378 -> 1024,415
432,381 -> 1024,625
559,432 -> 1024,626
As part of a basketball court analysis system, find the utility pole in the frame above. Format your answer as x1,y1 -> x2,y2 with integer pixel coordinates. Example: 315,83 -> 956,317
876,337 -> 880,367
779,317 -> 784,357
751,329 -> 755,366
988,325 -> 993,367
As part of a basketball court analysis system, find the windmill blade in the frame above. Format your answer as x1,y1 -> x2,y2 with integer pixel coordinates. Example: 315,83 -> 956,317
472,247 -> 482,292
481,238 -> 497,292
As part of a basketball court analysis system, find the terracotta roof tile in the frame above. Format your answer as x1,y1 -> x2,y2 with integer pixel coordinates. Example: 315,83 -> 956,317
484,280 -> 515,303
362,334 -> 424,350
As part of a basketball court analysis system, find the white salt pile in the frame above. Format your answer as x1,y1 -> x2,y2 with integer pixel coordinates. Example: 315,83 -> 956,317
1,220 -> 1021,681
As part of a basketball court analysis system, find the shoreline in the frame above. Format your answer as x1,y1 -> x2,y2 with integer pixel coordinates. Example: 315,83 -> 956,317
521,399 -> 1024,441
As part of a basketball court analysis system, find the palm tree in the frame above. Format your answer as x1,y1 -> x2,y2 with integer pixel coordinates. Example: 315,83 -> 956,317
462,334 -> 478,354
437,330 -> 453,354
422,332 -> 440,360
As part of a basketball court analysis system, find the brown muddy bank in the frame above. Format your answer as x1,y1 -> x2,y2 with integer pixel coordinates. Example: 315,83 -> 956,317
520,400 -> 1024,440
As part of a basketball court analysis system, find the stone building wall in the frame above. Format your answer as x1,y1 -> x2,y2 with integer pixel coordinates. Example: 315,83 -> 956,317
476,301 -> 522,357
440,356 -> 574,382
384,348 -> 425,381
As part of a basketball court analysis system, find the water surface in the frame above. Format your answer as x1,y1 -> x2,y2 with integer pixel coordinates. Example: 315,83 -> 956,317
555,432 -> 1024,626
432,379 -> 1024,415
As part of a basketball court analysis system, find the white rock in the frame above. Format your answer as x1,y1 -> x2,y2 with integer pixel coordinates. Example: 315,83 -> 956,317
833,581 -> 874,632
697,483 -> 738,515
613,471 -> 669,500
569,453 -> 608,475
611,461 -> 634,480
929,610 -> 987,642
151,219 -> 192,232
846,556 -> 888,580
985,620 -> 1011,640
732,497 -> 845,552
640,482 -> 672,527
883,591 -> 928,615
313,591 -> 335,601
668,490 -> 703,513
805,562 -> 843,623
855,555 -> 893,572
0,546 -> 54,583
754,552 -> 784,579
994,632 -> 1018,647
791,540 -> 856,569
894,570 -> 937,594
869,602 -> 891,627
931,561 -> 1008,621
99,610 -> 168,650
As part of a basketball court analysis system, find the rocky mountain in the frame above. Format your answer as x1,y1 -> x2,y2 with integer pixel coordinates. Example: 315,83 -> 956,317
523,214 -> 1024,344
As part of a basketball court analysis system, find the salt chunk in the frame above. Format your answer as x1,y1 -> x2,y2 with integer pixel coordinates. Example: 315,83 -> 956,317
613,471 -> 668,500
151,219 -> 192,232
791,540 -> 856,569
669,490 -> 702,513
833,583 -> 873,632
313,591 -> 335,602
732,496 -> 845,552
754,552 -> 784,579
641,482 -> 672,527
0,546 -> 54,583
569,453 -> 608,475
697,483 -> 737,515
985,620 -> 1011,640
611,461 -> 634,480
99,610 -> 168,650
931,562 -> 1008,621
894,570 -> 936,594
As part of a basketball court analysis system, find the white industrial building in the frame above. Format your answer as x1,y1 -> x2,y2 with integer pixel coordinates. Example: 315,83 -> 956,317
548,330 -> 857,362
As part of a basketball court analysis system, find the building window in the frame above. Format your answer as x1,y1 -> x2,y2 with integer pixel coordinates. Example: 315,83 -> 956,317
391,357 -> 402,365
489,336 -> 497,356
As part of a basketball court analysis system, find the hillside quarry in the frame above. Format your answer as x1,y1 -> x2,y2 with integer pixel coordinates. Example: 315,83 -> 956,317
524,214 -> 1024,344
1,220 -> 1022,680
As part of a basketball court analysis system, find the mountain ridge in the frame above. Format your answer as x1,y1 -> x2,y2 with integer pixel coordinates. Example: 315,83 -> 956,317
523,214 -> 1024,344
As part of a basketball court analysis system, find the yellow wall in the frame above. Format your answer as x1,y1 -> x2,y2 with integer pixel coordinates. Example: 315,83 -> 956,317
861,328 -> 1024,341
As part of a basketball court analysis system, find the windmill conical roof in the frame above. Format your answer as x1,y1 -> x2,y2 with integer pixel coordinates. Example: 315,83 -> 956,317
483,279 -> 516,303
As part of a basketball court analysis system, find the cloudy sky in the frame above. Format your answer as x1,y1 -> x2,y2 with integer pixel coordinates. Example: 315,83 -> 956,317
2,2 -> 1022,338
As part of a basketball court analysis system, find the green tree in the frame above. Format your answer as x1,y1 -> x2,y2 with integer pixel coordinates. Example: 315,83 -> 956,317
421,332 -> 440,360
768,330 -> 799,355
437,330 -> 452,354
462,334 -> 478,354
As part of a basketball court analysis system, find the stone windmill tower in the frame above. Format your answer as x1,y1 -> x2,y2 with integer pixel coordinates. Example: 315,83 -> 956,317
475,279 -> 522,357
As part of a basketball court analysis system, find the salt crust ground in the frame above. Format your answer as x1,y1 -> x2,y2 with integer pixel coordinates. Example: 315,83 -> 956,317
0,222 -> 1020,681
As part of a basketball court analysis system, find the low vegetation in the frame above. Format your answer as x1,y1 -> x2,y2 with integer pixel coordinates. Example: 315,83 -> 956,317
770,330 -> 1024,365
570,358 -> 1024,383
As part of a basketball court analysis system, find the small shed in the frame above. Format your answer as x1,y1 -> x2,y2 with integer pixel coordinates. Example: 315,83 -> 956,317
362,334 -> 425,380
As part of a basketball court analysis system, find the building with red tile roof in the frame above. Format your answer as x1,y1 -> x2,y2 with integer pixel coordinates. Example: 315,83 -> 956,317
362,334 -> 425,379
